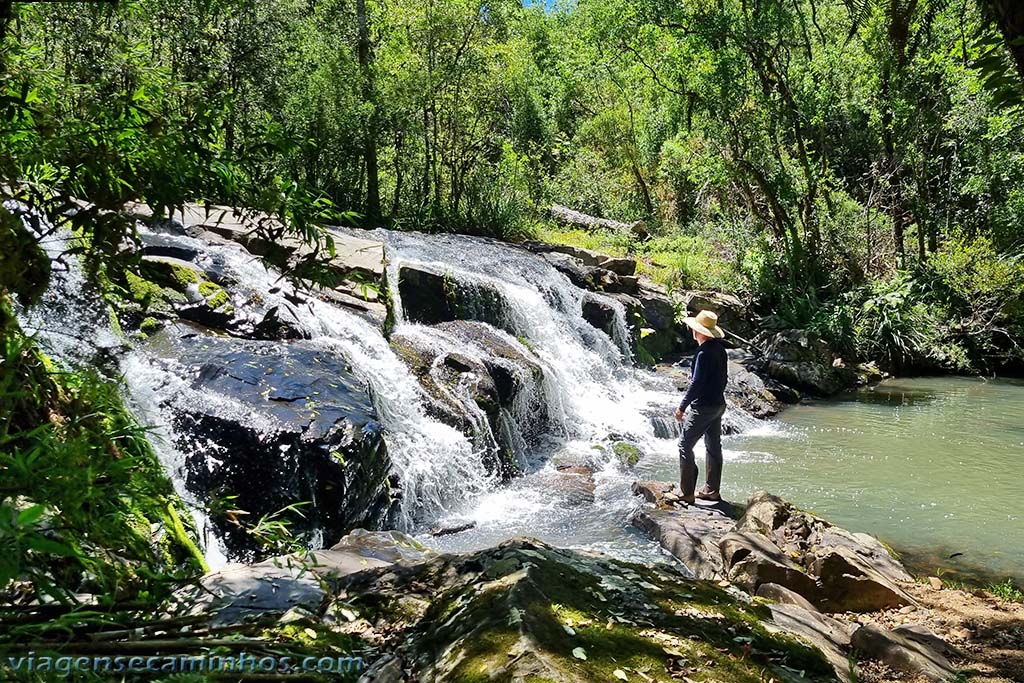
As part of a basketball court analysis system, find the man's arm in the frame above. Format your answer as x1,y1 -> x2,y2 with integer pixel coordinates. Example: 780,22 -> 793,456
677,350 -> 704,415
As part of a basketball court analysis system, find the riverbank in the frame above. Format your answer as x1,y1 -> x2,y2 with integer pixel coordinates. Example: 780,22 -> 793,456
5,199 -> 1023,682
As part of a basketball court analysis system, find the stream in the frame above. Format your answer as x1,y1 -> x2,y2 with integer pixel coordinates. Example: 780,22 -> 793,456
15,204 -> 1023,582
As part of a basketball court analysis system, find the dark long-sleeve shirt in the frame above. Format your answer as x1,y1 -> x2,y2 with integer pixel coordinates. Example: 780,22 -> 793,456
679,339 -> 728,411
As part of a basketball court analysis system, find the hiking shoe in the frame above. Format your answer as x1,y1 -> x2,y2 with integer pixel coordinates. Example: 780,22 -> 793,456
696,487 -> 721,502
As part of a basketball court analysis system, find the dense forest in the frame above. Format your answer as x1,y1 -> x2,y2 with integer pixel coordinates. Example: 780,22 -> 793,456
3,4 -> 1024,680
2,1 -> 1024,373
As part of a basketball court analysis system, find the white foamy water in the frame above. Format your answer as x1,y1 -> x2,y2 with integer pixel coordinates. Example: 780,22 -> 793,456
125,225 -> 493,532
20,210 -> 762,565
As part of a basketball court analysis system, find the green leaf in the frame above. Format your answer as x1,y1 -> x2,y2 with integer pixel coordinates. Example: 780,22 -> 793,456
16,504 -> 45,526
26,536 -> 77,557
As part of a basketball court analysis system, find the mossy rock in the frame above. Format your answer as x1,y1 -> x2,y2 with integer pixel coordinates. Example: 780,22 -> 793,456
612,441 -> 642,467
139,257 -> 201,292
332,538 -> 838,682
139,316 -> 162,334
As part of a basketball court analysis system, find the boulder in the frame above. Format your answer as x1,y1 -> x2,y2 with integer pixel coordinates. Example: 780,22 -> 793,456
154,333 -> 396,560
391,321 -> 545,476
598,255 -> 637,276
763,329 -> 855,396
811,546 -> 916,613
397,265 -> 507,330
851,624 -> 957,682
720,530 -> 822,599
538,250 -> 604,290
581,297 -> 617,335
676,290 -> 754,338
731,491 -> 914,613
633,489 -> 916,614
767,603 -> 859,683
327,538 -> 837,682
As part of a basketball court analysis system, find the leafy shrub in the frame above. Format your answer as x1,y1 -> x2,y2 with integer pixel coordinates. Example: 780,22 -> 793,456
0,329 -> 204,604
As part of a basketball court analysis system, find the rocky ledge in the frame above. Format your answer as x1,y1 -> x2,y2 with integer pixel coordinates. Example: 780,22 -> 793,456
630,486 -> 985,682
142,490 -> 1023,683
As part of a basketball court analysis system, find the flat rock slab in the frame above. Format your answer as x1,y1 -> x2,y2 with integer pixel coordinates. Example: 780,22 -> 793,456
851,623 -> 957,682
767,603 -> 859,683
173,530 -> 426,627
631,507 -> 735,580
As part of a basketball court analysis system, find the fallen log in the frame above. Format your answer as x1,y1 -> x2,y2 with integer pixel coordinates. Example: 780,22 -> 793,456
549,205 -> 648,238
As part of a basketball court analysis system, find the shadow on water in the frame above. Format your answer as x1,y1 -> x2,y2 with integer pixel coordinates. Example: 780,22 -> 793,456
852,383 -> 942,406
894,543 -> 1024,588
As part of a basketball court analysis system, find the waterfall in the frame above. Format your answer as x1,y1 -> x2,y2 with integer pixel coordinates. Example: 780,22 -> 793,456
15,205 -> 754,564
7,202 -> 122,369
364,228 -> 670,444
122,225 -> 493,533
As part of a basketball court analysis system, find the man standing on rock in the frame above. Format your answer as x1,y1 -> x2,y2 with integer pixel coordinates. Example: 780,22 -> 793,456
674,310 -> 728,504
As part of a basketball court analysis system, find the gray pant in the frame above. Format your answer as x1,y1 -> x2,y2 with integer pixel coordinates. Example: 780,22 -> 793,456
678,403 -> 726,496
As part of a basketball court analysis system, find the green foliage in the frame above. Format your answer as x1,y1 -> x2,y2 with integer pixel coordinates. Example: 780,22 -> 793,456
2,0 -> 1024,376
988,578 -> 1024,602
0,328 -> 204,604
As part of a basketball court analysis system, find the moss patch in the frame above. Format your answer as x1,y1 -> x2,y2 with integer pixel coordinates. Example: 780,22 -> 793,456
612,441 -> 642,466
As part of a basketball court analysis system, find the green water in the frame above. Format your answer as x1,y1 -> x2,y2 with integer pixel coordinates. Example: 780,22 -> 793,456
722,377 -> 1024,582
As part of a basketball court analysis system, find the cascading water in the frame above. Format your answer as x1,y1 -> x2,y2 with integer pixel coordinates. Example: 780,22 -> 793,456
123,224 -> 493,534
366,229 -> 671,442
344,228 -> 691,558
17,203 -> 760,566
7,202 -> 122,369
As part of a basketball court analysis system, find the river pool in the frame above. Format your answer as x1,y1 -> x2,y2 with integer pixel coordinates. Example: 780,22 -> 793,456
712,376 -> 1024,582
428,375 -> 1024,584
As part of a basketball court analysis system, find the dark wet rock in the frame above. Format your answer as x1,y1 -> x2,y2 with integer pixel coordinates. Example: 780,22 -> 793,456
155,334 -> 396,560
767,604 -> 859,682
250,304 -> 309,341
581,296 -> 616,335
538,250 -> 604,290
397,265 -> 507,330
726,355 -> 785,419
429,521 -> 477,537
851,623 -> 957,682
602,273 -> 640,294
391,321 -> 545,476
763,329 -> 855,396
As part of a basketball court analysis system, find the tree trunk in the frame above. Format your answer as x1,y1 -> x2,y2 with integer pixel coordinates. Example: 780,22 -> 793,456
880,64 -> 906,266
357,0 -> 380,221
986,1 -> 1024,85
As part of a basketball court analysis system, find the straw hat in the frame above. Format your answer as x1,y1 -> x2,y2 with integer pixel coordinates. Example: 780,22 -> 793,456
682,310 -> 725,339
